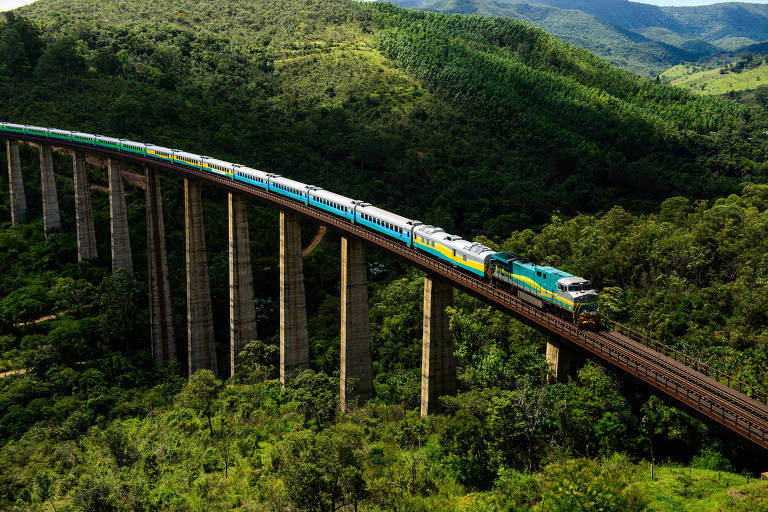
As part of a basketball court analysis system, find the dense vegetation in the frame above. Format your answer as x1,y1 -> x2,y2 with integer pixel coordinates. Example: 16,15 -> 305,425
393,0 -> 704,76
2,0 -> 768,510
2,0 -> 768,238
2,174 -> 768,509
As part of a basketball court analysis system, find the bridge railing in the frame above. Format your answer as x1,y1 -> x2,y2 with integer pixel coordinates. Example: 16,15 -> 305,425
605,319 -> 768,406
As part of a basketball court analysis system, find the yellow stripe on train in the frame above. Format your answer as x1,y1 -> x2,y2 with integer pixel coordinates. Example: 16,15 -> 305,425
413,237 -> 485,272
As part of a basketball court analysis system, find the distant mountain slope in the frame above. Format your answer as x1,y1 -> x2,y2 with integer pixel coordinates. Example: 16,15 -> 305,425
416,0 -> 700,75
392,0 -> 768,75
532,0 -> 768,40
661,53 -> 768,100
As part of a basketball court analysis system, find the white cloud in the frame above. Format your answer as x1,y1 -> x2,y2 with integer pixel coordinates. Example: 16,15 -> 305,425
0,0 -> 38,12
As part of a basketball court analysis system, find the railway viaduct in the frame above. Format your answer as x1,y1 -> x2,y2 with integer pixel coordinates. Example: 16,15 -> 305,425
4,134 -> 768,453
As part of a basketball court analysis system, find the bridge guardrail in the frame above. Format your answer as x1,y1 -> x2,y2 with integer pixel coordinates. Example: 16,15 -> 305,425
606,319 -> 768,406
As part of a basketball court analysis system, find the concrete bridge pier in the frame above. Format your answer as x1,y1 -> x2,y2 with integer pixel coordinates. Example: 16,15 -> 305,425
72,152 -> 97,261
340,237 -> 373,411
546,336 -> 585,383
420,276 -> 456,416
279,211 -> 309,383
108,158 -> 133,275
228,193 -> 256,377
39,145 -> 61,237
146,167 -> 175,364
185,178 -> 217,375
5,140 -> 27,225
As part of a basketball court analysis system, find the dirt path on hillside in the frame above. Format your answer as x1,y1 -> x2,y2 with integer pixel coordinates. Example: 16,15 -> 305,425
303,226 -> 327,256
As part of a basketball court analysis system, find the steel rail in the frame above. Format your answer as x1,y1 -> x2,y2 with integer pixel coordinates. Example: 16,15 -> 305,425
8,133 -> 768,451
606,319 -> 768,405
599,330 -> 768,423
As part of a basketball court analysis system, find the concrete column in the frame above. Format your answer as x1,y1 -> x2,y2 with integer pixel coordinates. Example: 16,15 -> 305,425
546,337 -> 585,383
72,152 -> 97,261
6,140 -> 27,225
420,276 -> 455,416
340,237 -> 373,411
185,178 -> 217,375
39,145 -> 61,236
279,210 -> 309,383
108,158 -> 133,275
228,193 -> 257,377
146,167 -> 175,365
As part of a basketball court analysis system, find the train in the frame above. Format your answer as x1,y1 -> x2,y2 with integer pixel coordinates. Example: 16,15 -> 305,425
0,122 -> 600,328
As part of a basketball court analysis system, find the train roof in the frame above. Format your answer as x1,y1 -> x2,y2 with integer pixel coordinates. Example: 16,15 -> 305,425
311,188 -> 358,205
174,150 -> 202,160
358,204 -> 414,228
271,175 -> 309,190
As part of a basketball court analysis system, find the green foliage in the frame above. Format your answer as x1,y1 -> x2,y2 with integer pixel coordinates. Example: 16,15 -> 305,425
270,424 -> 367,512
234,339 -> 279,383
440,409 -> 492,487
286,369 -> 338,429
34,36 -> 87,80
539,455 -> 648,512
500,185 -> 768,394
0,284 -> 51,326
176,369 -> 222,437
690,446 -> 734,473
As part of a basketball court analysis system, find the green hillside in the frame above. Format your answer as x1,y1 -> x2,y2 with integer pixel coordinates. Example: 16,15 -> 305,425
5,0 -> 767,240
529,0 -> 768,45
666,63 -> 768,95
392,0 -> 768,75
3,1 -> 768,509
660,53 -> 768,100
407,0 -> 701,76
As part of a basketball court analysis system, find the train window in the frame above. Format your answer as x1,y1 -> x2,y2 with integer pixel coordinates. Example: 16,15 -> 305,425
536,271 -> 541,277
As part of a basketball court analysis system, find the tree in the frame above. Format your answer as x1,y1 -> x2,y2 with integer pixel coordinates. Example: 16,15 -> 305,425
440,409 -> 493,488
50,277 -> 97,318
271,424 -> 367,512
34,37 -> 87,80
234,339 -> 279,383
487,378 -> 551,474
176,369 -> 221,437
97,270 -> 143,348
286,370 -> 338,429
0,285 -> 51,327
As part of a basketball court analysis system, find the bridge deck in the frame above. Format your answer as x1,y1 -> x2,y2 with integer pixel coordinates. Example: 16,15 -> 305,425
9,133 -> 768,451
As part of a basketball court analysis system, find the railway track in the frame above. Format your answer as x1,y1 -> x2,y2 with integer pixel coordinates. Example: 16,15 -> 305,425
10,133 -> 768,451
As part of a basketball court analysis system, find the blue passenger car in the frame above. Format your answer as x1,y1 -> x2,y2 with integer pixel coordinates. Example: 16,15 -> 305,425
355,204 -> 413,245
233,166 -> 269,190
308,188 -> 355,222
269,176 -> 309,205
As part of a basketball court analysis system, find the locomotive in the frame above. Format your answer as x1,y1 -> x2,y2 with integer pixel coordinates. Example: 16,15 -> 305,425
0,122 -> 600,328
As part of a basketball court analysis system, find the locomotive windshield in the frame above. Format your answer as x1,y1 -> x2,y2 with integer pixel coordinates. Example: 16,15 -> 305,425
568,281 -> 593,292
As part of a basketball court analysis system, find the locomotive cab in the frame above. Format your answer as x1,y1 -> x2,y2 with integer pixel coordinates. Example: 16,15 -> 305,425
556,277 -> 600,328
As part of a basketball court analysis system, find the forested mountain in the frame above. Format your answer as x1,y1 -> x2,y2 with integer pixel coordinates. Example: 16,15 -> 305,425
392,0 -> 768,75
2,0 -> 768,509
5,0 -> 768,238
398,0 -> 708,75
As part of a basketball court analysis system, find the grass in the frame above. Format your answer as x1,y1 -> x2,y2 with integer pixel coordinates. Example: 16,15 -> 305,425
633,463 -> 768,512
663,63 -> 768,96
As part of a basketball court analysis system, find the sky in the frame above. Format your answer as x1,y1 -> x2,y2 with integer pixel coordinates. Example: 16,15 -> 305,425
0,0 -> 37,11
630,0 -> 768,5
